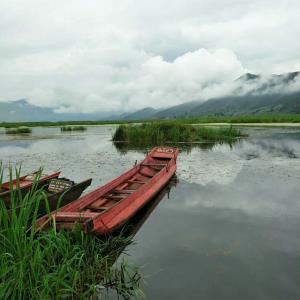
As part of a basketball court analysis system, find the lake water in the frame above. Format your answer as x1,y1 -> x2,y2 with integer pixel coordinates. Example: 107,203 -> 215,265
0,126 -> 300,299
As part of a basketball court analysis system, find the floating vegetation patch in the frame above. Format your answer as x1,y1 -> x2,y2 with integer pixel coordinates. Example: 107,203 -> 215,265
5,126 -> 32,134
61,125 -> 87,132
113,122 -> 246,146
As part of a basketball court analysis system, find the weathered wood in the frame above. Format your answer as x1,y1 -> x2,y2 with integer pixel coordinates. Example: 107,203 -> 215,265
113,189 -> 135,194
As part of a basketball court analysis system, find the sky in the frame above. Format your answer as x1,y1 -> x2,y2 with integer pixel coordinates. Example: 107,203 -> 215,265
0,0 -> 300,113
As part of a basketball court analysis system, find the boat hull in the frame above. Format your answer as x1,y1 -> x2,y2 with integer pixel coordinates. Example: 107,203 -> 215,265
93,161 -> 176,234
36,147 -> 179,235
0,172 -> 61,207
8,178 -> 92,218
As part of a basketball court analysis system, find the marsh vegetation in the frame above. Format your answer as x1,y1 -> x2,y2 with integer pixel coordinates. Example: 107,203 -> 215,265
5,126 -> 32,134
113,122 -> 245,146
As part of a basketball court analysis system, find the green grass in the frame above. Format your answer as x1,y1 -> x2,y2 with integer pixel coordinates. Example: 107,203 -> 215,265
61,125 -> 87,132
5,126 -> 32,134
0,114 -> 299,129
0,167 -> 143,300
179,114 -> 300,124
112,121 -> 245,146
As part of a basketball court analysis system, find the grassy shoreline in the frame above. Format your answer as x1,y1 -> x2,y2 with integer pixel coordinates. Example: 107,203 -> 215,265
0,114 -> 300,129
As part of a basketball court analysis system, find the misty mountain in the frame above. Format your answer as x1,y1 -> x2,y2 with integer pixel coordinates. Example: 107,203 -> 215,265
0,99 -> 113,122
150,91 -> 300,120
0,71 -> 299,122
123,71 -> 300,119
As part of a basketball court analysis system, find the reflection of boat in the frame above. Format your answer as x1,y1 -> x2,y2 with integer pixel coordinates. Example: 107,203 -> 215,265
8,177 -> 92,218
0,171 -> 61,206
118,176 -> 178,238
36,146 -> 179,235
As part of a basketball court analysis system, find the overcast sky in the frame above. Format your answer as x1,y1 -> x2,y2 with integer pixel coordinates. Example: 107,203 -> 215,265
0,0 -> 300,113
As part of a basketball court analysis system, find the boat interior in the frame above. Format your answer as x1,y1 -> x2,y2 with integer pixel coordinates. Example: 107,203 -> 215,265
52,150 -> 175,224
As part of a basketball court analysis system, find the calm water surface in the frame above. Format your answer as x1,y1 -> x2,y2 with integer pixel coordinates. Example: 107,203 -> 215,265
0,126 -> 300,299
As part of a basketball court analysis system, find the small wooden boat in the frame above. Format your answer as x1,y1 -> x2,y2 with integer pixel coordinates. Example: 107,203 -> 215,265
36,146 -> 179,235
0,171 -> 61,206
8,177 -> 92,218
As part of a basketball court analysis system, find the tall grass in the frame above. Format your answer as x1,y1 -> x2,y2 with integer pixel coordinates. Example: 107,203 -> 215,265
5,126 -> 32,134
0,167 -> 143,299
113,122 -> 245,146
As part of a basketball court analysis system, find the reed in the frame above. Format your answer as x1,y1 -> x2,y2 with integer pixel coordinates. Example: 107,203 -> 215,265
0,167 -> 143,300
112,122 -> 245,145
61,125 -> 87,132
5,126 -> 32,134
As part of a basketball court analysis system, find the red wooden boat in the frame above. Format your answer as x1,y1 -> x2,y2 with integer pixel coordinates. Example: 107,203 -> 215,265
0,171 -> 61,206
7,177 -> 92,219
36,146 -> 179,235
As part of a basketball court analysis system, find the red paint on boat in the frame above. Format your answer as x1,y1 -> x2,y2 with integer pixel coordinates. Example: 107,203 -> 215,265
36,147 -> 179,235
0,171 -> 61,206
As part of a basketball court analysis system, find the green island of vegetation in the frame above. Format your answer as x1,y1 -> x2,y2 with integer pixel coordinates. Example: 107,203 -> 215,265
5,126 -> 32,134
0,168 -> 143,299
113,122 -> 245,145
61,125 -> 87,132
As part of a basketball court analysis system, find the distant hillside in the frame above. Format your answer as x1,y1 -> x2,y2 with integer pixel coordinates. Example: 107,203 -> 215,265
154,101 -> 200,119
0,100 -> 57,122
123,107 -> 159,120
187,91 -> 300,116
0,99 -> 111,122
124,90 -> 300,120
129,71 -> 300,119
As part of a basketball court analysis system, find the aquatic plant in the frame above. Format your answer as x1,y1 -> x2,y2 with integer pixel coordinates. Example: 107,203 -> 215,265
61,125 -> 87,132
112,122 -> 245,146
0,167 -> 143,300
5,126 -> 32,134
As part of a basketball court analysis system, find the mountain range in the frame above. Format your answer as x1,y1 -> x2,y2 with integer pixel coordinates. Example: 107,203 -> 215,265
120,71 -> 300,119
0,72 -> 299,122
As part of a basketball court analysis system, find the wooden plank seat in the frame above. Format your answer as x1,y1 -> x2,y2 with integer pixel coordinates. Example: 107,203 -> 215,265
105,194 -> 127,200
141,163 -> 167,167
54,211 -> 98,222
113,189 -> 135,194
87,198 -> 108,210
126,179 -> 147,184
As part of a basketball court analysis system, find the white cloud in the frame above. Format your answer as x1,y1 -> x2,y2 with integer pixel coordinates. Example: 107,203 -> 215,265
0,0 -> 299,113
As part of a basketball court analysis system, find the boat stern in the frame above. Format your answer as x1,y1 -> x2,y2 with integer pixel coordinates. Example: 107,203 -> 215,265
150,147 -> 179,160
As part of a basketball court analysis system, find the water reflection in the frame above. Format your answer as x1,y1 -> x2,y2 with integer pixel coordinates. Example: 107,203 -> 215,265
99,178 -> 178,299
1,126 -> 300,299
118,176 -> 178,238
113,140 -> 230,154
